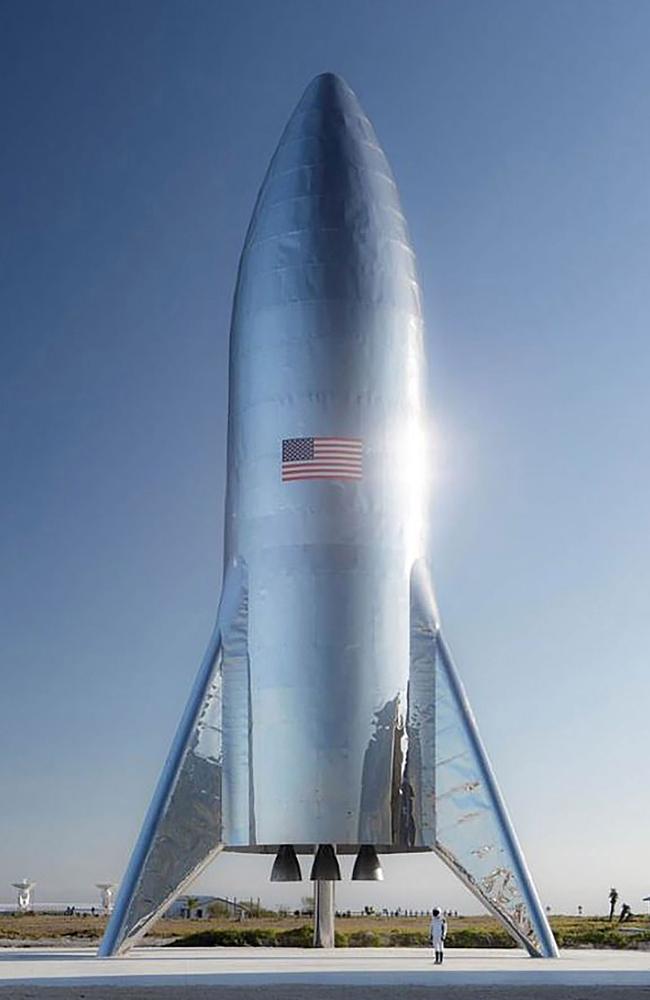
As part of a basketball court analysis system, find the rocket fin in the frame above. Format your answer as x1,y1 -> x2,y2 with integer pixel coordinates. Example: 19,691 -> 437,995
98,563 -> 247,956
407,560 -> 558,958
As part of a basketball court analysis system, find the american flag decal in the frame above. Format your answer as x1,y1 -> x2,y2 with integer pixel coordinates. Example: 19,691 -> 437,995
282,437 -> 363,481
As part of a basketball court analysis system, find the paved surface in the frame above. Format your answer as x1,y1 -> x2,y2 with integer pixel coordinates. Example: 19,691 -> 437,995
0,947 -> 649,996
4,989 -> 650,1000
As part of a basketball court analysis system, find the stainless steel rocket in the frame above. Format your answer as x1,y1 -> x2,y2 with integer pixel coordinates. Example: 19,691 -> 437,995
100,73 -> 558,958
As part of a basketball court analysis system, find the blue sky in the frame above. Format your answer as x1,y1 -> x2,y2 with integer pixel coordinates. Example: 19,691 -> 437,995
2,0 -> 650,915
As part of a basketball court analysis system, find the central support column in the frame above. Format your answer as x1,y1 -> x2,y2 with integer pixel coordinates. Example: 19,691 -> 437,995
313,880 -> 335,948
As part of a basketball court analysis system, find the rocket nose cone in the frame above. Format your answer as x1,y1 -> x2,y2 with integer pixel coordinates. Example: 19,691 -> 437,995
277,71 -> 373,157
242,73 -> 393,245
296,72 -> 357,112
236,73 -> 420,318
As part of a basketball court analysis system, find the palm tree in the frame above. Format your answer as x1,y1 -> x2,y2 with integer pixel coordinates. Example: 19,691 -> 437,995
608,887 -> 618,921
185,895 -> 200,919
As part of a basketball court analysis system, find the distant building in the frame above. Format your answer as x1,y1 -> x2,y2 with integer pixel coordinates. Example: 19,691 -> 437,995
165,896 -> 217,920
165,895 -> 249,920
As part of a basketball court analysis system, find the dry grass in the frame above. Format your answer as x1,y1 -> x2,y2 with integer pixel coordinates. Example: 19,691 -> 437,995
1,911 -> 649,947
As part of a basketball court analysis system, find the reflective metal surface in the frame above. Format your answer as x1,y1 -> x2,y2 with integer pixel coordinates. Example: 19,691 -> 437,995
310,845 -> 342,882
98,565 -> 246,956
224,72 -> 422,848
313,881 -> 336,948
408,560 -> 558,958
351,845 -> 384,881
270,845 -> 303,882
100,73 -> 557,959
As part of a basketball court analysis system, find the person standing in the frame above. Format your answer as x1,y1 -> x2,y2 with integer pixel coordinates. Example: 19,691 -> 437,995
430,907 -> 447,965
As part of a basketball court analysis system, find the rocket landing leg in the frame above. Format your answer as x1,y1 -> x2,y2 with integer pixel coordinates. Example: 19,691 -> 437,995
408,560 -> 559,958
98,564 -> 248,956
314,881 -> 336,948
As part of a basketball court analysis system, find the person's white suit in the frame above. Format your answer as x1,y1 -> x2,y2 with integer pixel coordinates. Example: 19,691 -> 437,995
430,911 -> 447,965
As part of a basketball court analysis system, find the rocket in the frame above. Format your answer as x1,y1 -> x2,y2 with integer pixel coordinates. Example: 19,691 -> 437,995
100,74 -> 558,958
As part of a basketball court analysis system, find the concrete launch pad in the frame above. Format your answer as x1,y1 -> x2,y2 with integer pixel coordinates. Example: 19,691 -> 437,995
0,947 -> 648,994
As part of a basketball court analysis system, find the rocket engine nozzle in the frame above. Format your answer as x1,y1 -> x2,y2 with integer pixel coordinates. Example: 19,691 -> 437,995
270,844 -> 302,882
309,844 -> 341,881
351,844 -> 384,881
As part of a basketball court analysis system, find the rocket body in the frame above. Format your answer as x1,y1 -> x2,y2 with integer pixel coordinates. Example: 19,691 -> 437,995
222,74 -> 423,847
100,74 -> 558,961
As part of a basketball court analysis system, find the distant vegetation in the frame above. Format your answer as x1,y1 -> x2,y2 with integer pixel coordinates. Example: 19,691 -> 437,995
167,915 -> 650,950
2,912 -> 650,950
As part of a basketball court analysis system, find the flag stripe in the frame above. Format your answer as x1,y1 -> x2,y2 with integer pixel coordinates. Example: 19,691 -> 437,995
314,442 -> 362,448
283,473 -> 362,480
313,452 -> 361,458
283,460 -> 361,468
312,438 -> 362,444
282,466 -> 362,472
314,443 -> 362,449
282,467 -> 361,472
283,464 -> 362,471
